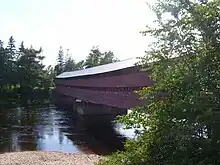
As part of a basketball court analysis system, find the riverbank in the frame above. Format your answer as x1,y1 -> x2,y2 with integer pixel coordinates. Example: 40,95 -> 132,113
0,151 -> 102,165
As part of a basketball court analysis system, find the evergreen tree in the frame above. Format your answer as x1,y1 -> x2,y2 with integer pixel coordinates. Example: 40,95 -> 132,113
63,49 -> 75,72
0,40 -> 3,48
42,65 -> 56,96
2,36 -> 17,90
6,36 -> 16,59
19,41 -> 25,56
0,40 -> 6,90
57,46 -> 64,66
0,37 -> 57,103
17,44 -> 45,98
55,47 -> 86,74
55,46 -> 65,75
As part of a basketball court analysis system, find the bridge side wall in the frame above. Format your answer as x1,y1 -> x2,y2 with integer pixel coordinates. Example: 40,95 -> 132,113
55,67 -> 153,109
56,70 -> 153,88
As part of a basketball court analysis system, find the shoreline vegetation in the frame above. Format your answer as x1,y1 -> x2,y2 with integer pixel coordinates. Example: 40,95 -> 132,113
0,37 -> 120,165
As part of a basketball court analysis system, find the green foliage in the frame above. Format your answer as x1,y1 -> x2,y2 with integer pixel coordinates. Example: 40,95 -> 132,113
0,37 -> 54,102
84,46 -> 118,68
54,47 -> 85,74
17,46 -> 45,96
99,0 -> 220,165
63,50 -> 85,72
64,57 -> 76,71
54,46 -> 65,75
0,38 -> 118,103
54,46 -> 118,75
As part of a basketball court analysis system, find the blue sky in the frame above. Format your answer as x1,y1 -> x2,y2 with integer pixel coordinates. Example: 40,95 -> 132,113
0,0 -> 155,65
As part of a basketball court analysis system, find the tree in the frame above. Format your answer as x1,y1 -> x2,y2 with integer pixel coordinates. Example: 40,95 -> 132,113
0,40 -> 6,90
42,65 -> 56,97
0,36 -> 17,90
54,48 -> 85,72
0,40 -> 3,48
55,46 -> 65,75
57,46 -> 64,66
19,41 -> 25,55
6,36 -> 18,88
54,46 -> 117,74
0,37 -> 58,104
75,60 -> 85,70
99,0 -> 220,165
63,57 -> 75,72
63,49 -> 77,72
84,46 -> 118,68
6,36 -> 16,59
100,50 -> 117,65
17,43 -> 46,99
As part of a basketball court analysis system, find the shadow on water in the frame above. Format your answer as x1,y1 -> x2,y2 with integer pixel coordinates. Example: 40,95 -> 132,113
65,113 -> 127,155
0,99 -> 134,155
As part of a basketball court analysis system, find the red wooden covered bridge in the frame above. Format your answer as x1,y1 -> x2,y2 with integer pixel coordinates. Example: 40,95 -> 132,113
55,58 -> 154,115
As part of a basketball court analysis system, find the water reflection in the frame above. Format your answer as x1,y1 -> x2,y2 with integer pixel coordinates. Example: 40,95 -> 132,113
0,103 -> 134,155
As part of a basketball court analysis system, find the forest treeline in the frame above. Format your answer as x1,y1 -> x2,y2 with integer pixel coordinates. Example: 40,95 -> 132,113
0,37 -> 118,104
54,45 -> 118,75
0,37 -> 52,103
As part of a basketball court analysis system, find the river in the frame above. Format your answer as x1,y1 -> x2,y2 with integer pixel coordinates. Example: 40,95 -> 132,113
0,103 -> 135,155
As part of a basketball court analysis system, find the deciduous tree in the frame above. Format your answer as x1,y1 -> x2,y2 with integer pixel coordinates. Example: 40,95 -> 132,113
84,46 -> 118,68
99,0 -> 220,164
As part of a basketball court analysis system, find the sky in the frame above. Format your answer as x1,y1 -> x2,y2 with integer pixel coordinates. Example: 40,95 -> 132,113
0,0 -> 156,66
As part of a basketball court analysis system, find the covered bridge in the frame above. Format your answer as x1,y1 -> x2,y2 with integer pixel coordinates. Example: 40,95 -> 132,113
55,58 -> 154,111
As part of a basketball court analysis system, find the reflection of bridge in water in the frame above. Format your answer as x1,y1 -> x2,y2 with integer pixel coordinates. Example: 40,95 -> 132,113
55,58 -> 154,115
63,113 -> 128,155
0,104 -> 135,155
38,104 -> 134,155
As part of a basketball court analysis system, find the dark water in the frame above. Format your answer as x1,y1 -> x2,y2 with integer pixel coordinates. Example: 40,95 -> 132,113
0,104 -> 134,155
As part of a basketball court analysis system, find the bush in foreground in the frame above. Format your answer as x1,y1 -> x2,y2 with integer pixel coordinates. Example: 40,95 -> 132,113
99,0 -> 220,164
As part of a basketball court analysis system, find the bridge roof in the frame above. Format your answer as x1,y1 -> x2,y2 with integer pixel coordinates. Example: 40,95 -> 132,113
56,57 -> 140,79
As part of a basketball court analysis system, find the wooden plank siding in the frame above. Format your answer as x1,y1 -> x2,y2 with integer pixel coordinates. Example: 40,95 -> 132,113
56,70 -> 154,88
55,63 -> 154,109
56,86 -> 144,109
